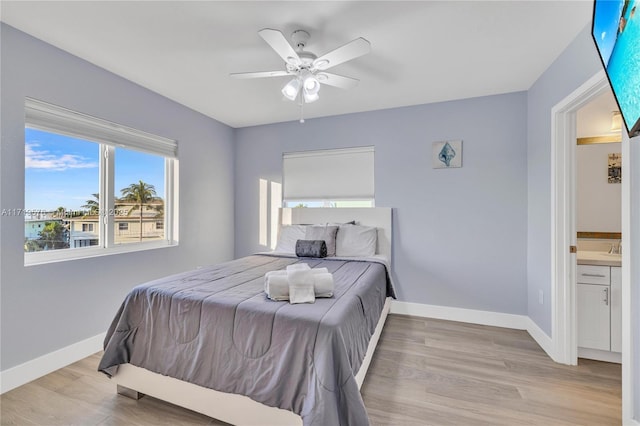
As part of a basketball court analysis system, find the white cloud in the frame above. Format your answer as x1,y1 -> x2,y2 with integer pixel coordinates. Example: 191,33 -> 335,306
25,143 -> 97,171
601,31 -> 606,40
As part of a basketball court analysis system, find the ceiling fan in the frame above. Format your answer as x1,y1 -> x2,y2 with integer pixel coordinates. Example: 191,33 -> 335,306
230,28 -> 371,120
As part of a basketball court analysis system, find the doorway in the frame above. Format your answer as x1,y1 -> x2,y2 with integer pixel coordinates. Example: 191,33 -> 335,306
575,89 -> 623,363
551,69 -> 634,421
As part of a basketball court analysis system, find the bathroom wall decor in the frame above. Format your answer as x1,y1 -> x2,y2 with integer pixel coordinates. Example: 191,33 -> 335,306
433,140 -> 462,169
608,152 -> 621,183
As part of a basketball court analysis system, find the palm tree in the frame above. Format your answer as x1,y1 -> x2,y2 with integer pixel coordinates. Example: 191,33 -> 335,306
119,180 -> 157,241
54,206 -> 67,218
82,193 -> 99,216
38,221 -> 69,250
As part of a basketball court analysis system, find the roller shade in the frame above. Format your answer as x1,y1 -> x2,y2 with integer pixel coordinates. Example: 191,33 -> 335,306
283,146 -> 374,200
25,97 -> 177,158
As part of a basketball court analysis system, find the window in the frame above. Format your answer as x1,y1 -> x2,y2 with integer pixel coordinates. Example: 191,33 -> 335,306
114,147 -> 166,245
282,146 -> 375,207
24,98 -> 178,265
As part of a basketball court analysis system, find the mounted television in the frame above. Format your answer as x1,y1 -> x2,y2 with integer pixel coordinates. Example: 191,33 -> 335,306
592,0 -> 640,138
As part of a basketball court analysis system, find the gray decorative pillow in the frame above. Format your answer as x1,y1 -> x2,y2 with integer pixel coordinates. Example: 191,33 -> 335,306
305,225 -> 339,256
295,240 -> 327,258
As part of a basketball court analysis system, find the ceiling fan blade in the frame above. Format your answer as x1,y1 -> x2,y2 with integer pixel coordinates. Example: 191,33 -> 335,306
317,72 -> 360,90
258,28 -> 301,66
313,38 -> 371,71
230,70 -> 292,79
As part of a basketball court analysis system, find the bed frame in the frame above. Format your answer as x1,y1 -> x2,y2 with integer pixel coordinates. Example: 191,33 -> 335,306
112,207 -> 393,425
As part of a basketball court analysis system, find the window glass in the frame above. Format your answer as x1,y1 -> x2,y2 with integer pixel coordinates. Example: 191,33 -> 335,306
114,147 -> 165,244
24,128 -> 99,252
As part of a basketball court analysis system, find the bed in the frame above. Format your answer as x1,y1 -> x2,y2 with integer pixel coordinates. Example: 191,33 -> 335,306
98,207 -> 394,425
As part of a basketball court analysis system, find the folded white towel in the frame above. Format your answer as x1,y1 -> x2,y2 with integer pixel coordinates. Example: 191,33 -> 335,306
314,273 -> 334,298
265,273 -> 289,301
264,266 -> 334,302
264,270 -> 287,292
286,263 -> 311,272
288,269 -> 315,304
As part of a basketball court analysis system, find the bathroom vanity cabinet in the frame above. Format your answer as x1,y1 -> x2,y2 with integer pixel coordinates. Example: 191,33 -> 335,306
577,264 -> 621,359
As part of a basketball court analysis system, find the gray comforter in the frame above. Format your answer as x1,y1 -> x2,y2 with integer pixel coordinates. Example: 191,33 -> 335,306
98,254 -> 394,426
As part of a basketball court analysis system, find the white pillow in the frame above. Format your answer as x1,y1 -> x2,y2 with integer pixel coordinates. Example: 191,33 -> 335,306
336,225 -> 377,257
275,225 -> 307,253
305,225 -> 339,257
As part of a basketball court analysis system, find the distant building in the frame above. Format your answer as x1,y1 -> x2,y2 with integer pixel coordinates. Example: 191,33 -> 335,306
24,219 -> 50,240
24,218 -> 70,251
69,207 -> 164,247
25,205 -> 164,250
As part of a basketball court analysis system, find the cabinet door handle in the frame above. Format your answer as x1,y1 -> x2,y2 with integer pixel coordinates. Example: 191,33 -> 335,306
604,288 -> 609,306
582,273 -> 606,278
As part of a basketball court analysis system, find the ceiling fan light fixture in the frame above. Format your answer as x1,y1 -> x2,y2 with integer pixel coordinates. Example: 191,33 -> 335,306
232,28 -> 371,122
303,91 -> 319,103
611,111 -> 622,132
281,78 -> 301,101
303,76 -> 320,95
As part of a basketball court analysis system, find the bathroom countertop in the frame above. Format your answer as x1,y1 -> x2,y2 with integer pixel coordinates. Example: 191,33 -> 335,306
577,251 -> 621,267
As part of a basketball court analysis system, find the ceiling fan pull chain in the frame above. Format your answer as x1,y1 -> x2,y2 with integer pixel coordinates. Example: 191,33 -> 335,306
299,93 -> 305,123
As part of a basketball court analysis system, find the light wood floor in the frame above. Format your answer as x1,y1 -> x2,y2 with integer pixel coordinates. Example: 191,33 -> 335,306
1,315 -> 621,425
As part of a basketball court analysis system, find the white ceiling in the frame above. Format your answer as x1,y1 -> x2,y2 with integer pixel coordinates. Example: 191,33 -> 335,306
1,1 -> 593,128
577,88 -> 621,138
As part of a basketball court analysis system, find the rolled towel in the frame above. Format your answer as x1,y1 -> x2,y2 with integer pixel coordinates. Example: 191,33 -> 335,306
311,267 -> 329,275
264,270 -> 287,292
288,269 -> 315,304
314,273 -> 334,298
265,274 -> 290,301
287,263 -> 310,272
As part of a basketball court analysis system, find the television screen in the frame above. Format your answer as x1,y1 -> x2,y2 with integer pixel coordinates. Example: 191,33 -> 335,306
592,0 -> 640,137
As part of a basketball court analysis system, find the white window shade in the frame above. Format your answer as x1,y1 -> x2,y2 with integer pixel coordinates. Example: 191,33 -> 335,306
283,146 -> 374,200
25,97 -> 177,158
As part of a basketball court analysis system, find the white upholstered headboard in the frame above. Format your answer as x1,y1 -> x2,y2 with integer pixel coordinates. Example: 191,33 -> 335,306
279,207 -> 393,262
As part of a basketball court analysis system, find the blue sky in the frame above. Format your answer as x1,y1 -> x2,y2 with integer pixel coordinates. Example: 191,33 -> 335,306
25,128 -> 165,211
592,0 -> 624,66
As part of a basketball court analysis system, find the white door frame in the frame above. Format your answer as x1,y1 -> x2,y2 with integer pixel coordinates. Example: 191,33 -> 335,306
551,69 -> 635,422
551,70 -> 609,365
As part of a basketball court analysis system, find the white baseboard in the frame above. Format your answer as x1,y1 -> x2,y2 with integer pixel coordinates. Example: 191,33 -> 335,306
625,417 -> 640,426
578,347 -> 622,364
390,300 -> 529,330
524,317 -> 556,361
0,332 -> 105,394
390,301 -> 559,362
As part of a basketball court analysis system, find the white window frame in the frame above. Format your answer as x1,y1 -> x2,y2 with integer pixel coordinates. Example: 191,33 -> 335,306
24,98 -> 179,266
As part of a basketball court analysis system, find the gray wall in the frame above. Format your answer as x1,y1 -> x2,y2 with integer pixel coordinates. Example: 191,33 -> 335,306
235,92 -> 528,314
525,24 -> 602,335
0,24 -> 235,370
